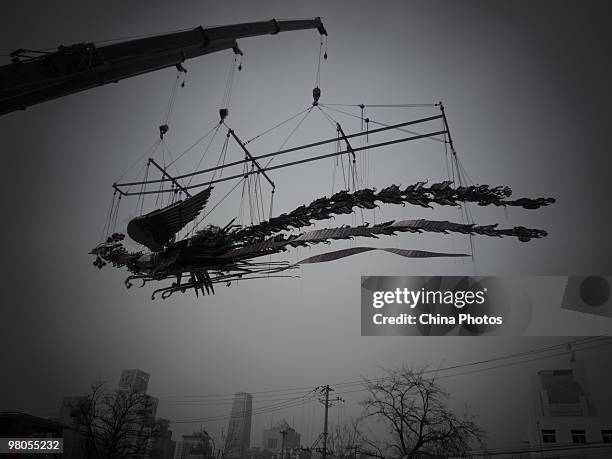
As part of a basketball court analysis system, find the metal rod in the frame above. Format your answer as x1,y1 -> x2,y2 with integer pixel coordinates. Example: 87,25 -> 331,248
228,128 -> 275,190
112,183 -> 125,196
116,115 -> 444,189
118,129 -> 448,196
439,102 -> 456,154
148,158 -> 192,197
336,123 -> 356,160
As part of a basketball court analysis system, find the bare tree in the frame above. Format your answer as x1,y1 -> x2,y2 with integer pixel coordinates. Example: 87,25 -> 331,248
360,366 -> 485,459
68,379 -> 164,458
327,419 -> 364,459
210,426 -> 240,459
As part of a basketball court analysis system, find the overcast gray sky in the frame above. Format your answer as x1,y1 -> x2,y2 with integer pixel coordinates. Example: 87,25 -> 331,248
2,0 -> 612,451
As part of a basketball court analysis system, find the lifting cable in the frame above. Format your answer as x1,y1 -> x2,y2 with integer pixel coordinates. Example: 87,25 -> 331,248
114,139 -> 160,185
440,107 -> 477,266
244,107 -> 312,145
255,106 -> 314,221
316,105 -> 348,191
360,106 -> 371,191
93,52 -> 188,245
187,177 -> 247,236
250,166 -> 259,224
135,161 -> 150,215
360,104 -> 367,188
246,168 -> 254,225
320,104 -> 446,144
262,106 -> 314,169
331,130 -> 339,194
269,187 -> 275,222
314,36 -> 325,89
254,173 -> 263,224
155,165 -> 166,209
220,54 -> 239,117
238,161 -> 249,226
255,173 -> 265,223
207,130 -> 231,187
318,105 -> 360,192
259,175 -> 267,221
444,130 -> 455,184
104,139 -> 159,239
167,123 -> 219,168
316,105 -> 343,193
247,172 -> 254,225
218,134 -> 231,178
161,69 -> 185,130
101,192 -> 117,242
115,148 -> 150,207
111,194 -> 121,234
187,124 -> 222,188
251,174 -> 259,224
161,140 -> 190,201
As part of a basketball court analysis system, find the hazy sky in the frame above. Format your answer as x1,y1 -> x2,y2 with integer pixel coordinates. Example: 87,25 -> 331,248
2,0 -> 612,451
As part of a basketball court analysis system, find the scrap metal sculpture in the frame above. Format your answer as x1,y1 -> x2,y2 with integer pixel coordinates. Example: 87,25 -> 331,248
91,181 -> 554,299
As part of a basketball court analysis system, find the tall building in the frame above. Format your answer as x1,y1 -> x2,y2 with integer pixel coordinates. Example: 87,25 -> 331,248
117,369 -> 159,425
118,369 -> 150,393
59,370 -> 174,459
225,392 -> 253,459
262,419 -> 301,457
526,352 -> 612,458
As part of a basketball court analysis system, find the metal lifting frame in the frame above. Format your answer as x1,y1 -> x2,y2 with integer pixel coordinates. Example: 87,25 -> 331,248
113,114 -> 447,196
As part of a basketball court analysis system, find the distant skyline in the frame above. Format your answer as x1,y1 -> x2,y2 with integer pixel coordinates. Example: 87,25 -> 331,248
226,392 -> 253,458
2,0 -> 612,452
36,338 -> 612,451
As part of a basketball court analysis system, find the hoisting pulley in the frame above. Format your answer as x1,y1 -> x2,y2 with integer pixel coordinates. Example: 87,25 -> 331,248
312,87 -> 321,106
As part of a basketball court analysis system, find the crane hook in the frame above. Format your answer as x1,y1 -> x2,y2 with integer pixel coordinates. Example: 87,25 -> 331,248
312,87 -> 321,106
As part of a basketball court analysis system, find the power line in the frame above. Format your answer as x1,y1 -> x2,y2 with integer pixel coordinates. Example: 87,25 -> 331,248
155,337 -> 606,401
160,337 -> 611,426
159,391 -> 322,406
330,338 -> 612,399
170,392 -> 318,425
316,336 -> 610,393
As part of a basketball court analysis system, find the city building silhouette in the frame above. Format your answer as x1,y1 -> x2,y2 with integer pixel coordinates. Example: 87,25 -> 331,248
59,369 -> 175,458
526,352 -> 612,458
225,392 -> 253,459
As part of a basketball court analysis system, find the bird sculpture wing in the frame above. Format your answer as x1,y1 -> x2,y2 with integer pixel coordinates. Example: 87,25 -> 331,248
127,187 -> 212,251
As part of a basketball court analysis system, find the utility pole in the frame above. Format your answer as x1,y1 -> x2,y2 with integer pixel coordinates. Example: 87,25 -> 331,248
315,385 -> 344,459
322,386 -> 330,459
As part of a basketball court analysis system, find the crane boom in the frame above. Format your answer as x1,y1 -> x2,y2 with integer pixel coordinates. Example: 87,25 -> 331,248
0,18 -> 327,116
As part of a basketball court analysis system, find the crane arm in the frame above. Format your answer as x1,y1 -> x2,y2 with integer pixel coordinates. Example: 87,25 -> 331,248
0,17 -> 327,116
